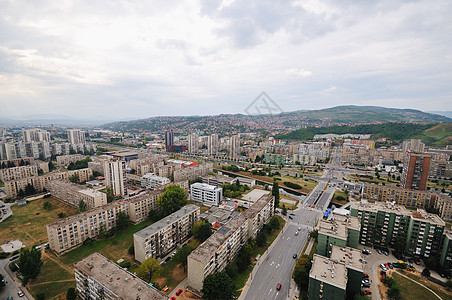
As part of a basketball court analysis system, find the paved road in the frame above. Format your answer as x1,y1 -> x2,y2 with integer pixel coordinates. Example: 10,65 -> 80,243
243,208 -> 320,300
0,258 -> 30,300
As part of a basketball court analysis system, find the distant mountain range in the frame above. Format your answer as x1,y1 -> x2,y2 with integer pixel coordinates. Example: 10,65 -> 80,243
103,105 -> 451,134
428,111 -> 452,119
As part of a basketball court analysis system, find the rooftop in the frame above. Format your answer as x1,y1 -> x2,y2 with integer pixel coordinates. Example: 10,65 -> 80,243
330,245 -> 365,273
318,213 -> 360,240
189,215 -> 247,263
203,174 -> 236,183
134,205 -> 199,239
351,201 -> 445,226
309,254 -> 348,290
242,189 -> 270,202
78,188 -> 104,197
242,194 -> 273,220
199,206 -> 240,226
74,252 -> 168,300
191,182 -> 221,191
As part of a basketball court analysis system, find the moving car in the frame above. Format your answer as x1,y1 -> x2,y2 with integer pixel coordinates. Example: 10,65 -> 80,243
276,283 -> 281,290
293,253 -> 297,259
295,231 -> 299,236
298,227 -> 301,231
176,289 -> 183,296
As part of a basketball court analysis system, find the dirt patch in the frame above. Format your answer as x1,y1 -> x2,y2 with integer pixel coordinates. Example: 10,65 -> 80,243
155,277 -> 167,289
179,290 -> 201,299
172,263 -> 187,281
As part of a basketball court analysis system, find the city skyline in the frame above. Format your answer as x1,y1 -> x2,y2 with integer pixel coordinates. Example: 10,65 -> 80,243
1,0 -> 451,120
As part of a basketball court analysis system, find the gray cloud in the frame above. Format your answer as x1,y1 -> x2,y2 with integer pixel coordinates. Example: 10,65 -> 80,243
0,0 -> 451,120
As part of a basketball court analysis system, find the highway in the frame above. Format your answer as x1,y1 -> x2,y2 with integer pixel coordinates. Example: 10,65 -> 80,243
242,147 -> 344,300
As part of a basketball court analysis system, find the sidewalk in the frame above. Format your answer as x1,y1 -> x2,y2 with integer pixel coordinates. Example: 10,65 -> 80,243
238,216 -> 290,300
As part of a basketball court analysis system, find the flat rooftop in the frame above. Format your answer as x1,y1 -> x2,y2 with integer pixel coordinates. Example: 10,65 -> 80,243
134,204 -> 199,239
203,174 -> 235,183
242,189 -> 270,202
200,206 -> 240,226
242,194 -> 273,220
319,219 -> 347,240
309,254 -> 348,290
189,215 -> 247,263
351,201 -> 445,226
191,182 -> 221,191
330,245 -> 365,273
74,253 -> 168,300
78,188 -> 104,197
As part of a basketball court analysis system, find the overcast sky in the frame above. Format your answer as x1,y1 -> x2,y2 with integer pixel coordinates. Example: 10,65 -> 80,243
1,0 -> 451,121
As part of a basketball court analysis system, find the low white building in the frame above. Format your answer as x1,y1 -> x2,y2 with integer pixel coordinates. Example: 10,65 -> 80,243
141,173 -> 170,189
190,182 -> 222,206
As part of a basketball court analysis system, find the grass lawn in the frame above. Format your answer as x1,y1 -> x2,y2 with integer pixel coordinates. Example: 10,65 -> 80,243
58,219 -> 153,268
0,197 -> 78,248
396,271 -> 452,300
331,190 -> 348,206
0,180 -> 4,187
29,254 -> 75,299
308,242 -> 317,259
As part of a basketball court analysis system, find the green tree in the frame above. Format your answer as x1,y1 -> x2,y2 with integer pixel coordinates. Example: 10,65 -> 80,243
422,268 -> 431,277
66,287 -> 77,300
136,257 -> 162,283
25,183 -> 36,196
36,293 -> 45,300
173,245 -> 195,271
128,245 -> 135,255
157,185 -> 187,216
256,230 -> 267,247
272,181 -> 280,209
293,255 -> 312,291
79,199 -> 87,212
201,272 -> 235,300
192,220 -> 212,242
309,229 -> 319,242
268,216 -> 280,230
386,284 -> 401,300
282,204 -> 287,216
43,201 -> 52,210
104,186 -> 115,203
148,209 -> 162,222
69,174 -> 80,184
393,236 -> 406,256
17,248 -> 43,282
116,211 -> 129,230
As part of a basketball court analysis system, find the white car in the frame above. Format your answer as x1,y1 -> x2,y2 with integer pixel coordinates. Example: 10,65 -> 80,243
18,290 -> 24,297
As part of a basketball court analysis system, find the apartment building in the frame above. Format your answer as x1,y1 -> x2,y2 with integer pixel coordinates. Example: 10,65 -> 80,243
242,194 -> 274,239
308,254 -> 348,300
350,201 -> 445,258
207,134 -> 219,155
187,215 -> 248,292
362,183 -> 438,208
74,252 -> 168,300
0,164 -> 38,182
190,183 -> 222,206
229,135 -> 240,159
56,154 -> 85,167
173,163 -> 213,182
67,129 -> 86,145
265,154 -> 286,165
440,232 -> 452,277
401,152 -> 431,191
141,173 -> 170,189
4,168 -> 93,198
201,174 -> 236,187
429,160 -> 452,179
134,204 -> 200,262
188,133 -> 199,154
47,200 -> 129,255
49,180 -> 107,209
22,128 -> 51,143
317,214 -> 361,257
103,159 -> 125,196
330,246 -> 365,296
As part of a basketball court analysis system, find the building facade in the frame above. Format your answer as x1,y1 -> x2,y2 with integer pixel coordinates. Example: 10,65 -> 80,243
103,159 -> 125,196
74,253 -> 168,300
141,173 -> 170,190
401,152 -> 431,191
67,129 -> 86,145
190,183 -> 222,206
0,165 -> 38,182
48,180 -> 107,209
133,204 -> 200,262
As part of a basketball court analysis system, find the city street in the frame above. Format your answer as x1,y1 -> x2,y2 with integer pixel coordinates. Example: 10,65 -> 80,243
0,258 -> 30,300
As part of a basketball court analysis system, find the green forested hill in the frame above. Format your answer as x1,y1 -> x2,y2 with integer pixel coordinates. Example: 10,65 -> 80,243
277,123 -> 452,146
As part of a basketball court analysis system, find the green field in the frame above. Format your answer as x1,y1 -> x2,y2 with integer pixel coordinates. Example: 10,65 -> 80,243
394,271 -> 452,300
29,254 -> 76,300
0,197 -> 78,248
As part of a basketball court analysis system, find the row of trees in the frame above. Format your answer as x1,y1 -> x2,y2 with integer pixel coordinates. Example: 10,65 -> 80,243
67,157 -> 92,170
222,181 -> 250,198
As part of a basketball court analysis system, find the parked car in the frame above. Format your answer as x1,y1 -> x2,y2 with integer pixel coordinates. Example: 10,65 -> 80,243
388,263 -> 393,269
363,290 -> 372,295
363,273 -> 369,278
18,291 -> 24,297
289,215 -> 293,220
440,273 -> 446,278
383,251 -> 389,256
176,289 -> 183,296
362,282 -> 371,288
415,259 -> 420,265
171,297 -> 176,300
